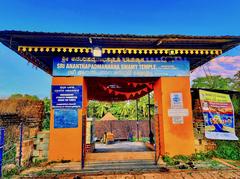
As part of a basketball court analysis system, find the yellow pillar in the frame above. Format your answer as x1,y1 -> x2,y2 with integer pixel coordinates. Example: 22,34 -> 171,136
154,77 -> 195,156
48,77 -> 88,161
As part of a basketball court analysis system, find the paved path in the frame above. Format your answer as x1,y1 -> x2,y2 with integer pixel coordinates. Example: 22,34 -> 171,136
24,170 -> 239,179
95,141 -> 149,152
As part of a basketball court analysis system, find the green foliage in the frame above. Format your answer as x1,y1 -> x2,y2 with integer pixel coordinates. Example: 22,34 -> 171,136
190,151 -> 214,161
173,155 -> 190,161
2,166 -> 28,179
32,158 -> 48,167
88,92 -> 154,120
192,76 -> 233,90
213,140 -> 240,160
232,95 -> 240,115
42,97 -> 50,130
163,151 -> 215,166
162,155 -> 175,166
130,137 -> 149,142
192,71 -> 240,116
140,137 -> 150,143
232,71 -> 240,91
9,94 -> 39,100
2,145 -> 16,166
209,160 -> 220,168
3,167 -> 19,179
34,169 -> 53,176
163,140 -> 240,167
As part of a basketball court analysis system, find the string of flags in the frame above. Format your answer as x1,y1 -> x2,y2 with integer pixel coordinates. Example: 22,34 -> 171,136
100,82 -> 154,99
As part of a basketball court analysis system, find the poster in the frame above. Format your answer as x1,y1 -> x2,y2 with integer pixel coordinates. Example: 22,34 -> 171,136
54,109 -> 78,128
53,56 -> 190,77
199,90 -> 238,140
52,85 -> 82,108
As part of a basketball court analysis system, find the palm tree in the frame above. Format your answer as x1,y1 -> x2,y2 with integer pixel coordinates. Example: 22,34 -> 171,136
95,102 -> 110,118
87,92 -> 154,120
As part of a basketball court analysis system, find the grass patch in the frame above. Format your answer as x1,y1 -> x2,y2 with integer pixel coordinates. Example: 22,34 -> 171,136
2,166 -> 28,179
213,140 -> 240,161
33,169 -> 53,176
130,137 -> 149,143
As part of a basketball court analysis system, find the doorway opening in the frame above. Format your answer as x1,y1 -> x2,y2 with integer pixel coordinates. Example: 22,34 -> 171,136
84,77 -> 158,165
88,92 -> 155,153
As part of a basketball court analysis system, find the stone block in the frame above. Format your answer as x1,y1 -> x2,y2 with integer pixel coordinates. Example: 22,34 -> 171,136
36,143 -> 49,151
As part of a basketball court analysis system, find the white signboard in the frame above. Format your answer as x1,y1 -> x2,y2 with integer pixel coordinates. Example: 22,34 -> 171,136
170,93 -> 183,108
172,116 -> 184,124
168,108 -> 189,117
169,92 -> 188,124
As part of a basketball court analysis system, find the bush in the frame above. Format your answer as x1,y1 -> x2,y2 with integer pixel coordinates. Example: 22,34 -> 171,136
213,140 -> 240,160
190,151 -> 214,161
162,155 -> 175,165
3,167 -> 19,178
173,155 -> 190,161
42,97 -> 50,130
42,118 -> 50,130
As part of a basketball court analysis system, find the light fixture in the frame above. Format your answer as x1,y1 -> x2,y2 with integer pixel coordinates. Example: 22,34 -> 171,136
89,37 -> 93,44
168,50 -> 175,55
93,47 -> 102,57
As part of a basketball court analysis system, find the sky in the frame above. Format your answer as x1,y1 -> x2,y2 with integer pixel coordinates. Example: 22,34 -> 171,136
0,0 -> 239,98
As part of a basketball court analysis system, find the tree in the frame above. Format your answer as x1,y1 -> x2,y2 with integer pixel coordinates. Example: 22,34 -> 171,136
192,76 -> 233,90
9,93 -> 39,100
232,71 -> 240,91
42,97 -> 50,130
87,92 -> 154,120
192,73 -> 240,117
95,102 -> 111,119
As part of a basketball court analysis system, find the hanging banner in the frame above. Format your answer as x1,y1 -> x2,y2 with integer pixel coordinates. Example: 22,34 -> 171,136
52,85 -> 82,108
53,57 -> 190,77
199,90 -> 238,140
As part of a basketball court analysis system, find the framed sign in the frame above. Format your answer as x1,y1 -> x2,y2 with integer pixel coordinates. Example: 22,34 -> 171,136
53,57 -> 190,77
170,93 -> 183,108
54,109 -> 78,128
52,85 -> 82,108
169,92 -> 188,124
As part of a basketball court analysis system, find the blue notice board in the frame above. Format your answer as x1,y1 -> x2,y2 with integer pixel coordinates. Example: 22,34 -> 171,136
54,109 -> 78,128
53,57 -> 190,77
52,85 -> 82,108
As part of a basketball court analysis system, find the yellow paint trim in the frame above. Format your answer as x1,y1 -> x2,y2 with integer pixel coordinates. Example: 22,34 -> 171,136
18,46 -> 222,55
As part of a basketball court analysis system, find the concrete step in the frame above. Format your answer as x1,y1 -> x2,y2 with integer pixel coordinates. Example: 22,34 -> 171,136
85,163 -> 158,167
84,165 -> 160,171
83,159 -> 160,173
85,151 -> 155,162
49,160 -> 168,176
85,159 -> 155,166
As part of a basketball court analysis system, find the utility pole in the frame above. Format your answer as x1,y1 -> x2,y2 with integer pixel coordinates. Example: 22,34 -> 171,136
136,99 -> 139,141
19,121 -> 23,167
148,93 -> 154,144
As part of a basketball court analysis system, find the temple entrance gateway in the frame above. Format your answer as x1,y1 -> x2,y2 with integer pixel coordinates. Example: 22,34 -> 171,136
49,75 -> 195,166
1,31 -> 239,168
